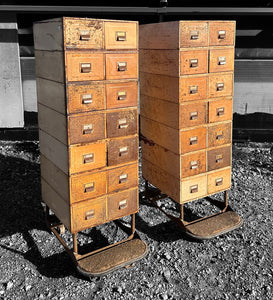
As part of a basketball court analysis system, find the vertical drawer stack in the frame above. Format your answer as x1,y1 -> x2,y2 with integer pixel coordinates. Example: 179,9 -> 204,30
34,17 -> 139,234
140,21 -> 235,205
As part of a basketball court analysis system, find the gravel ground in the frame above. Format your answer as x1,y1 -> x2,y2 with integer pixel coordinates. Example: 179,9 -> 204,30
0,140 -> 272,300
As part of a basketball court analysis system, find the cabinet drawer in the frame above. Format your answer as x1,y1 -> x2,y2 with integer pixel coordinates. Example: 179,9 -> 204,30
64,18 -> 103,50
209,22 -> 235,46
70,171 -> 107,204
107,188 -> 138,221
208,98 -> 232,123
107,136 -> 138,166
105,53 -> 138,80
105,21 -> 137,50
66,52 -> 104,82
208,73 -> 233,98
71,196 -> 107,233
180,76 -> 207,102
68,112 -> 105,145
181,174 -> 207,203
207,146 -> 231,171
106,109 -> 137,138
208,123 -> 231,148
180,22 -> 208,48
180,127 -> 207,154
108,163 -> 138,193
67,83 -> 105,114
180,49 -> 208,75
180,101 -> 207,128
181,150 -> 206,178
208,168 -> 231,194
106,82 -> 138,109
209,48 -> 234,73
69,142 -> 106,174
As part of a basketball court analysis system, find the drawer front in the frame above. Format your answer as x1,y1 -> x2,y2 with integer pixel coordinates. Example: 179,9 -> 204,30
208,73 -> 233,98
67,83 -> 105,114
107,136 -> 138,166
70,171 -> 107,204
207,146 -> 231,171
209,49 -> 234,73
209,22 -> 235,46
68,112 -> 105,145
208,123 -> 232,148
180,22 -> 208,48
105,53 -> 138,80
106,109 -> 137,138
181,174 -> 207,203
66,52 -> 104,82
104,22 -> 137,50
180,127 -> 207,154
208,98 -> 233,123
108,163 -> 138,193
69,142 -> 106,174
181,151 -> 206,178
64,18 -> 103,50
180,101 -> 207,128
207,168 -> 231,194
107,188 -> 138,221
180,76 -> 207,102
106,82 -> 138,109
180,50 -> 208,75
71,196 -> 107,233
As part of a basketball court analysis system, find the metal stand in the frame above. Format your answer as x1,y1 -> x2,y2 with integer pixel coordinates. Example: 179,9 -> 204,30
45,206 -> 148,277
144,180 -> 243,240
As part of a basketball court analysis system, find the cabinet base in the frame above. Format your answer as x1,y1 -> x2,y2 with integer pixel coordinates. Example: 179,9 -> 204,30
45,206 -> 148,277
143,180 -> 242,240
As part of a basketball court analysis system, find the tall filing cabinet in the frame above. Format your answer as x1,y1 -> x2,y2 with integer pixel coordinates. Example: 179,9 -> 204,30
34,17 -> 147,276
140,21 -> 242,238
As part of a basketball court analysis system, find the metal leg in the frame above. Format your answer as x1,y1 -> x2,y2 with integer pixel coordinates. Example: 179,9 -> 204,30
180,204 -> 184,222
224,190 -> 229,208
131,213 -> 135,233
73,233 -> 78,255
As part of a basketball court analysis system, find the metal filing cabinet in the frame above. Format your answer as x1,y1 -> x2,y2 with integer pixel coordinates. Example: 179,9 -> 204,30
140,21 -> 242,239
34,17 -> 147,277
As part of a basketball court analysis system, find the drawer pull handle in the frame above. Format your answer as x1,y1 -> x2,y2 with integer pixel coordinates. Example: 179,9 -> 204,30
216,178 -> 223,186
117,91 -> 127,100
84,182 -> 95,193
190,111 -> 198,120
119,174 -> 128,184
79,30 -> 91,41
118,118 -> 128,129
217,107 -> 225,116
189,85 -> 198,94
85,210 -> 95,220
218,56 -> 226,65
81,63 -> 91,73
216,82 -> 224,91
190,136 -> 198,145
119,199 -> 127,210
190,184 -> 198,193
190,30 -> 199,40
116,31 -> 126,41
216,131 -> 224,140
83,153 -> 94,164
82,94 -> 93,104
216,154 -> 223,163
190,161 -> 198,170
190,59 -> 198,68
119,146 -> 128,156
83,124 -> 93,135
218,30 -> 226,39
117,62 -> 127,72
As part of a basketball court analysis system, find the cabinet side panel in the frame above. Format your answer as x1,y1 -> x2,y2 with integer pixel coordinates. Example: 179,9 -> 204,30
41,179 -> 71,231
140,22 -> 179,49
35,51 -> 65,83
33,19 -> 63,51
